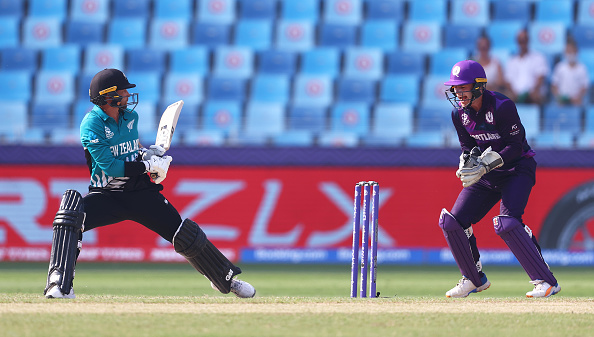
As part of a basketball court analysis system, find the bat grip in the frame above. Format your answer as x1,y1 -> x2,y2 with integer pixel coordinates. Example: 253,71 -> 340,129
150,173 -> 158,180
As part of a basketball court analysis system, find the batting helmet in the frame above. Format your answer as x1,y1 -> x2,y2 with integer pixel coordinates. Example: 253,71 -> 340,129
89,68 -> 138,108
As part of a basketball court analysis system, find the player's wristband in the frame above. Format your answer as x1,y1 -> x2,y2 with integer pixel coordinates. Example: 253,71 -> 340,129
124,161 -> 148,177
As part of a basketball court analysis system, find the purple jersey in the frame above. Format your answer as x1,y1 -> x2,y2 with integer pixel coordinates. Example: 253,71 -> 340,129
451,90 -> 535,171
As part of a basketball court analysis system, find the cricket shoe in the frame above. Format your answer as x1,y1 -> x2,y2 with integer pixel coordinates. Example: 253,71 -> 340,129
45,284 -> 75,299
446,274 -> 491,298
210,279 -> 256,298
526,280 -> 561,298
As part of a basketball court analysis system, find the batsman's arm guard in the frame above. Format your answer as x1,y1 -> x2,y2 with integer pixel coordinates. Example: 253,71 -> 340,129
173,219 -> 242,294
44,190 -> 85,297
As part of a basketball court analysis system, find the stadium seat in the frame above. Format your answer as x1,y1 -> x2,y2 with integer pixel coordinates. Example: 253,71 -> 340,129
164,73 -> 203,105
28,0 -> 67,19
1,48 -> 38,73
386,51 -> 425,76
319,24 -> 357,49
76,73 -> 94,101
493,0 -> 530,23
234,20 -> 272,50
244,102 -> 285,136
30,103 -> 70,130
170,47 -> 209,75
578,0 -> 594,25
272,131 -> 314,147
276,21 -> 315,51
239,0 -> 276,19
300,48 -> 340,77
417,105 -> 452,132
183,130 -> 225,146
366,0 -> 404,20
0,100 -> 27,136
0,0 -> 23,18
66,21 -> 104,46
535,0 -> 574,26
149,19 -> 189,50
343,48 -> 383,80
0,72 -> 31,101
197,0 -> 236,24
421,75 -> 451,109
571,25 -> 594,49
323,0 -> 362,25
372,103 -> 413,138
360,20 -> 398,51
23,18 -> 62,48
533,131 -> 574,149
380,75 -> 419,105
250,75 -> 290,103
73,99 -> 94,127
429,49 -> 468,76
529,22 -> 566,55
191,23 -> 231,48
516,104 -> 541,140
83,44 -> 125,75
330,102 -> 370,135
49,128 -> 81,145
288,105 -> 327,133
0,17 -> 19,48
406,131 -> 445,148
113,0 -> 150,18
213,47 -> 254,79
450,0 -> 489,26
258,50 -> 297,75
70,0 -> 109,23
402,22 -> 442,53
318,131 -> 359,147
158,102 -> 198,132
579,48 -> 594,80
280,0 -> 319,21
337,79 -> 376,103
542,105 -> 582,134
409,0 -> 447,23
127,49 -> 166,73
486,21 -> 524,52
576,132 -> 594,148
584,106 -> 594,133
293,75 -> 333,107
444,25 -> 482,51
153,0 -> 192,20
126,72 -> 161,104
134,101 -> 157,133
202,100 -> 242,134
34,71 -> 75,104
207,77 -> 247,101
108,18 -> 146,49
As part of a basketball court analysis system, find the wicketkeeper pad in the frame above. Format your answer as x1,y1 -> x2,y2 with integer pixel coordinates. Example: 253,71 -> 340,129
173,219 -> 242,294
44,190 -> 85,297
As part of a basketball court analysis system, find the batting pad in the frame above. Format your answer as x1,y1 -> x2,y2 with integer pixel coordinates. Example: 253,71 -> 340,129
173,219 -> 242,294
494,216 -> 557,286
439,209 -> 483,288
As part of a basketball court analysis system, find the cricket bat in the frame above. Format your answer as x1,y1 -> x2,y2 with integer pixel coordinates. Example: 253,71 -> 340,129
150,100 -> 184,180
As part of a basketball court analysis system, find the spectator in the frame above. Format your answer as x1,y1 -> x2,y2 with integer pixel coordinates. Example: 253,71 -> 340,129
504,29 -> 550,105
473,35 -> 506,94
551,38 -> 590,106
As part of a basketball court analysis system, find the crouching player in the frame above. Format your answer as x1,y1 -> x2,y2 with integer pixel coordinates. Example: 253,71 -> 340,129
439,60 -> 560,298
44,68 -> 255,299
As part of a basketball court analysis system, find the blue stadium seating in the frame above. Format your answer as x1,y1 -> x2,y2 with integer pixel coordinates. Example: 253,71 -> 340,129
170,47 -> 209,75
213,47 -> 254,78
235,20 -> 273,50
239,0 -> 277,19
293,75 -> 333,107
585,107 -> 594,133
409,0 -> 447,23
154,0 -> 192,20
318,131 -> 359,147
450,0 -> 489,26
183,130 -> 226,146
34,71 -> 75,104
30,103 -> 70,130
197,0 -> 236,24
300,48 -> 340,77
77,73 -> 94,101
372,103 -> 413,138
529,22 -> 567,55
0,100 -> 27,135
360,21 -> 398,51
444,25 -> 482,51
82,43 -> 124,75
337,78 -> 376,103
1,48 -> 38,73
578,0 -> 594,25
343,48 -> 383,80
493,0 -> 530,23
113,0 -> 150,18
288,105 -> 326,133
50,128 -> 82,145
386,51 -> 425,76
330,102 -> 370,135
576,132 -> 594,148
159,102 -> 198,132
207,77 -> 247,101
276,21 -> 315,51
486,21 -> 524,51
323,0 -> 362,25
571,25 -> 594,49
164,73 -> 203,105
192,23 -> 231,47
23,18 -> 62,48
542,105 -> 582,134
429,49 -> 468,76
127,49 -> 167,73
28,0 -> 67,19
380,75 -> 419,105
149,19 -> 189,50
533,131 -> 575,149
579,48 -> 594,80
202,100 -> 242,134
402,22 -> 442,53
516,104 -> 541,140
108,18 -> 146,49
421,75 -> 451,109
535,0 -> 574,26
258,50 -> 297,75
0,71 -> 31,101
70,0 -> 109,23
250,75 -> 290,103
73,99 -> 94,127
66,21 -> 104,46
0,17 -> 19,48
406,131 -> 445,148
126,72 -> 161,104
281,0 -> 319,21
134,102 -> 157,133
417,106 -> 452,132
272,131 -> 315,147
244,102 -> 285,136
319,24 -> 357,49
366,0 -> 404,21
0,0 -> 23,18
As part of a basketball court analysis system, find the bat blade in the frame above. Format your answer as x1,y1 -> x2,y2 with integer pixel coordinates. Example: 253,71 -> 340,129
155,100 -> 184,151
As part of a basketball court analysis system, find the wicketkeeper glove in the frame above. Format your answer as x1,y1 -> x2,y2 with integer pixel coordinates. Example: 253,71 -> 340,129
457,146 -> 504,188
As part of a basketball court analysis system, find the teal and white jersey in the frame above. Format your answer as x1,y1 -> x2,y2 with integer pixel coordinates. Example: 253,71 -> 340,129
80,106 -> 141,190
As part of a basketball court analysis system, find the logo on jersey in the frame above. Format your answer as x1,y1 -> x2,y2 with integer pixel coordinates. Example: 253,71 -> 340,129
89,131 -> 99,143
486,111 -> 494,124
461,113 -> 470,126
105,126 -> 114,139
452,65 -> 461,77
127,120 -> 134,132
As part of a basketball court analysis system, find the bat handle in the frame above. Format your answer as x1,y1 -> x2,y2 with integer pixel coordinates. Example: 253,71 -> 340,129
150,173 -> 158,180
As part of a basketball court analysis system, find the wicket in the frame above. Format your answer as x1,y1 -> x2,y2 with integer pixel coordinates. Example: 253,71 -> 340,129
350,181 -> 380,298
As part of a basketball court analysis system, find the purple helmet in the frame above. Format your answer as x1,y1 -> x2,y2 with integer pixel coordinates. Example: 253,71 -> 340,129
444,60 -> 487,86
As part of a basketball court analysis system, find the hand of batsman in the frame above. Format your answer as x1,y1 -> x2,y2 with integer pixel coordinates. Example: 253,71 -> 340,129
144,155 -> 173,184
457,147 -> 504,188
141,144 -> 167,161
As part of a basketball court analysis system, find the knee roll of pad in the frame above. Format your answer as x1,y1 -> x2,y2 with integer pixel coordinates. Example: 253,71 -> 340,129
174,219 -> 242,294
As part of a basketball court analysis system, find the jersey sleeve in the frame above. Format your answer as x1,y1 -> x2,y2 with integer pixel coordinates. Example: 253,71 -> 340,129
495,100 -> 525,164
80,115 -> 126,177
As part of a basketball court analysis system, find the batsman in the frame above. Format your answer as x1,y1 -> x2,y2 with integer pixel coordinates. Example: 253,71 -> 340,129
44,68 -> 256,299
439,60 -> 560,298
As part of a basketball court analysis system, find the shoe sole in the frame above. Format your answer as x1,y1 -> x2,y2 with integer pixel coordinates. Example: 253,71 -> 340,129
526,286 -> 561,298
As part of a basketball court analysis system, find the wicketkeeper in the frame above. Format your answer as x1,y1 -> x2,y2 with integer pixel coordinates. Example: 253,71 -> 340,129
439,60 -> 560,298
44,68 -> 256,299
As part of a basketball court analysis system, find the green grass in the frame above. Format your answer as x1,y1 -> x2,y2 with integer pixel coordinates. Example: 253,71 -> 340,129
1,263 -> 593,337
